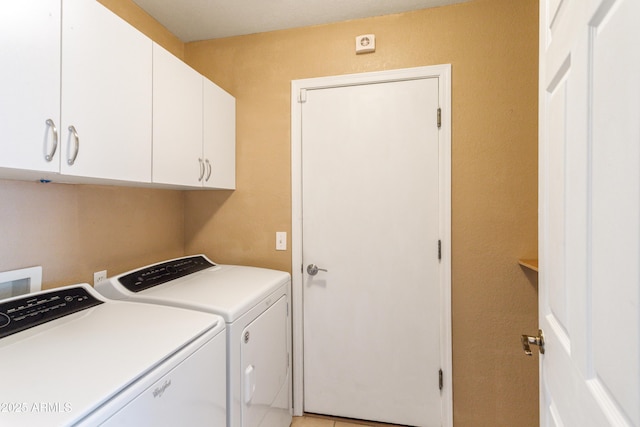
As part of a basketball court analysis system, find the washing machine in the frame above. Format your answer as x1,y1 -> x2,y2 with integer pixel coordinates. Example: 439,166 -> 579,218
96,254 -> 292,427
0,283 -> 226,427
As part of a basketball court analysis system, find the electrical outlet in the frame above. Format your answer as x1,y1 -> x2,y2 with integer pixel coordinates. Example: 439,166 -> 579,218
93,270 -> 107,287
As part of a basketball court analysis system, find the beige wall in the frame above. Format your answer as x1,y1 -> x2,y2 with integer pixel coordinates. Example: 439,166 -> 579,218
0,0 -> 187,288
0,181 -> 185,288
0,0 -> 539,425
183,0 -> 539,425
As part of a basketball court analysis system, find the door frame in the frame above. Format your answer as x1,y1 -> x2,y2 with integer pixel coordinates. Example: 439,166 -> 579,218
290,64 -> 452,426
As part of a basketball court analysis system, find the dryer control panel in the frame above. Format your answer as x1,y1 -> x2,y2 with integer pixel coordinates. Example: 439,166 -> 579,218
118,255 -> 216,293
0,286 -> 103,339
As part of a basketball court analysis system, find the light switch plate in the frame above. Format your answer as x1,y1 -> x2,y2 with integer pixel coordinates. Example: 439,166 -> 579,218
276,232 -> 287,251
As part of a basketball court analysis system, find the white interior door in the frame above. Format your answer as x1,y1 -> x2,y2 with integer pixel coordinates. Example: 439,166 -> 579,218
300,76 -> 442,427
538,0 -> 640,425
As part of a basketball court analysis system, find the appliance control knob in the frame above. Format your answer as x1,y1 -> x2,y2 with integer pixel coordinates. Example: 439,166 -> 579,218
0,313 -> 10,328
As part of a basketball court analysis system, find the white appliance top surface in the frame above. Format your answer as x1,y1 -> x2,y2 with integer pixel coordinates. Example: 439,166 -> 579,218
0,284 -> 224,427
104,258 -> 291,322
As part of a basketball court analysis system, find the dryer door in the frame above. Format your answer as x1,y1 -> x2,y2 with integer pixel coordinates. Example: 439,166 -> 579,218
241,295 -> 290,427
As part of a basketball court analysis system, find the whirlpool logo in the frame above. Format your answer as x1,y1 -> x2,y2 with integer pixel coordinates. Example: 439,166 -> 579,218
152,380 -> 172,398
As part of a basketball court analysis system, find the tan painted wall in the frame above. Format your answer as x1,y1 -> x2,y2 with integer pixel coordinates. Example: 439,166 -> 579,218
0,181 -> 185,288
183,0 -> 539,425
0,0 -> 187,288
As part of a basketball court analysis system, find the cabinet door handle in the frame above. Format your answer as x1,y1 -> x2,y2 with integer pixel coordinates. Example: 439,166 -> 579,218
67,125 -> 79,166
198,158 -> 205,182
44,119 -> 58,162
205,159 -> 212,181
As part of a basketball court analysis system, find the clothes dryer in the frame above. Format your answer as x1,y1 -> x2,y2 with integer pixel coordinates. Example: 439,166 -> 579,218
96,255 -> 291,427
0,283 -> 226,427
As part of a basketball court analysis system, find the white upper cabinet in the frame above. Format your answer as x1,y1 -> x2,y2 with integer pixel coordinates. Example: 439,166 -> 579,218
0,0 -> 152,183
0,1 -> 61,175
153,43 -> 236,189
0,1 -> 233,189
152,43 -> 204,187
203,79 -> 236,190
61,0 -> 152,183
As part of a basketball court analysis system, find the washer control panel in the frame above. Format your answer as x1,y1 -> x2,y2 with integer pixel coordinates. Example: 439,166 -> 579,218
118,255 -> 216,293
0,286 -> 103,339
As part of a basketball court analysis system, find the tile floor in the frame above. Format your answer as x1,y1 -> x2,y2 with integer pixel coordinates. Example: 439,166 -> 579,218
291,414 -> 401,427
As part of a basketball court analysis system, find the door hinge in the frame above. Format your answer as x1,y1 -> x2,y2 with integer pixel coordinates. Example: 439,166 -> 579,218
439,369 -> 443,391
437,107 -> 442,128
299,89 -> 307,103
438,240 -> 442,261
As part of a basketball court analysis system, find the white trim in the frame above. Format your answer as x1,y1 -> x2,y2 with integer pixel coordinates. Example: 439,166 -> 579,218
290,64 -> 453,427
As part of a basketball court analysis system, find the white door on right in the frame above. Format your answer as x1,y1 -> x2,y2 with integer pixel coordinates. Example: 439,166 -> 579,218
538,0 -> 640,425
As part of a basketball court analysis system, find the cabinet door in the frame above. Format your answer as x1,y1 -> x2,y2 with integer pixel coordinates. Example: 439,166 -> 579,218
61,0 -> 152,182
203,79 -> 236,190
152,43 -> 204,187
0,1 -> 61,173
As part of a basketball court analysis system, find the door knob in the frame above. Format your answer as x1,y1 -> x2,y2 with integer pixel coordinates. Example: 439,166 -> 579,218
521,329 -> 545,356
306,264 -> 328,276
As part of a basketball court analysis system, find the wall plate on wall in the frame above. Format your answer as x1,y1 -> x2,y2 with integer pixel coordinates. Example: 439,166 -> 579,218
0,266 -> 42,300
355,34 -> 376,54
